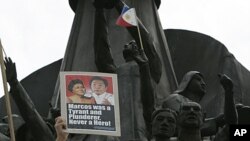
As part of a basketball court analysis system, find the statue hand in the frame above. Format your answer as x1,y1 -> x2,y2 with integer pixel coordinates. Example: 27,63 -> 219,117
131,43 -> 148,65
218,74 -> 233,92
215,113 -> 225,128
4,57 -> 17,86
133,49 -> 148,65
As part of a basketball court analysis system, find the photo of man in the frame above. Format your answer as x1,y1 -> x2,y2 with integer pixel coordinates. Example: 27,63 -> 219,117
90,76 -> 114,105
60,72 -> 120,136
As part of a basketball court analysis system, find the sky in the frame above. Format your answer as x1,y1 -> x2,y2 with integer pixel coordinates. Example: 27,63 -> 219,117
0,0 -> 250,98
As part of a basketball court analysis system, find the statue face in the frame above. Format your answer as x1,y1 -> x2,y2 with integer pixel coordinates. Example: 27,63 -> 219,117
91,80 -> 107,95
187,74 -> 206,97
178,102 -> 203,128
72,83 -> 85,96
152,111 -> 176,138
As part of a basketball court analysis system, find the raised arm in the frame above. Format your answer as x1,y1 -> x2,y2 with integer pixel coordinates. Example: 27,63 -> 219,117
115,1 -> 162,83
131,45 -> 155,136
4,57 -> 54,141
219,74 -> 238,124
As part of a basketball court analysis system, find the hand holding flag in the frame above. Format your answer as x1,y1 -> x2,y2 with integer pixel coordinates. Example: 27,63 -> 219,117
116,4 -> 145,50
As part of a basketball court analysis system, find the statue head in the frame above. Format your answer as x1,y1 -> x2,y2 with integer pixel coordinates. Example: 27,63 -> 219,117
177,102 -> 204,129
151,108 -> 177,138
175,71 -> 206,102
236,103 -> 250,124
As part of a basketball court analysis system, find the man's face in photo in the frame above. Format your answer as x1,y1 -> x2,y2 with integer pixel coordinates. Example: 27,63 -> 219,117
91,80 -> 107,95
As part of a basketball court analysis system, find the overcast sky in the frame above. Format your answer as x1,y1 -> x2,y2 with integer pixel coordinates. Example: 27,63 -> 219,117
0,0 -> 250,97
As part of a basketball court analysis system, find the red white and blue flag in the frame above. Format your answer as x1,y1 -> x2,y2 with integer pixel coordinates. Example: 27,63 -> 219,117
116,5 -> 138,27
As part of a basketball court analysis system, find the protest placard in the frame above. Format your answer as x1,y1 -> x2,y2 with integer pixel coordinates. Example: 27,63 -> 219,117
60,71 -> 120,136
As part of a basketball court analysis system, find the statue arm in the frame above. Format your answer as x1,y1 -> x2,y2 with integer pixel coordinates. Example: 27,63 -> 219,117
4,58 -> 54,141
219,74 -> 238,124
115,2 -> 162,83
94,8 -> 116,73
132,49 -> 155,136
140,63 -> 155,136
201,75 -> 238,136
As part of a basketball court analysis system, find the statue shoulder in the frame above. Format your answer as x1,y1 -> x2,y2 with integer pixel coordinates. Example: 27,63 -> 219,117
162,94 -> 190,111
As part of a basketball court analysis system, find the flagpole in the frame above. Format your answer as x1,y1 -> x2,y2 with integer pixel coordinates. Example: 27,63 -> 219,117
136,17 -> 149,34
137,24 -> 144,50
0,40 -> 16,141
134,8 -> 144,50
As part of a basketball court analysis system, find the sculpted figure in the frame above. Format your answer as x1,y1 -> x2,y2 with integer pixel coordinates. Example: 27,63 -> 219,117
212,74 -> 238,141
162,72 -> 238,136
93,0 -> 162,83
54,42 -> 144,141
54,109 -> 177,141
176,74 -> 237,141
4,58 -> 55,141
130,40 -> 238,140
92,1 -> 162,139
235,104 -> 250,124
162,71 -> 205,112
55,45 -> 176,141
150,108 -> 177,141
177,102 -> 204,141
178,100 -> 237,141
130,43 -> 177,141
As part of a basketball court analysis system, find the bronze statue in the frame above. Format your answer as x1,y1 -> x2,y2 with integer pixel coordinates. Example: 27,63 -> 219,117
177,102 -> 204,141
175,73 -> 237,140
50,0 -> 178,139
52,0 -> 177,111
92,0 -> 163,83
177,98 -> 237,141
130,38 -> 238,139
130,42 -> 178,141
150,108 -> 177,141
162,72 -> 237,136
162,71 -> 205,111
55,44 -> 176,141
4,57 -> 55,141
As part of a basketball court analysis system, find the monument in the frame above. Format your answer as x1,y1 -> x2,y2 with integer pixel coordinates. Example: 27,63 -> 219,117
1,0 -> 250,141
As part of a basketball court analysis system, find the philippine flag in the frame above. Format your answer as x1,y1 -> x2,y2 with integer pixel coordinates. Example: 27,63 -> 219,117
116,6 -> 138,27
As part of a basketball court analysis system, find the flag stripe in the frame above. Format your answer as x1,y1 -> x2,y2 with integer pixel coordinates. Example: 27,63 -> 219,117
116,6 -> 138,27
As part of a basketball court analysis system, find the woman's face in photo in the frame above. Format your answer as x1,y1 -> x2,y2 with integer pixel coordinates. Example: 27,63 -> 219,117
72,83 -> 85,96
